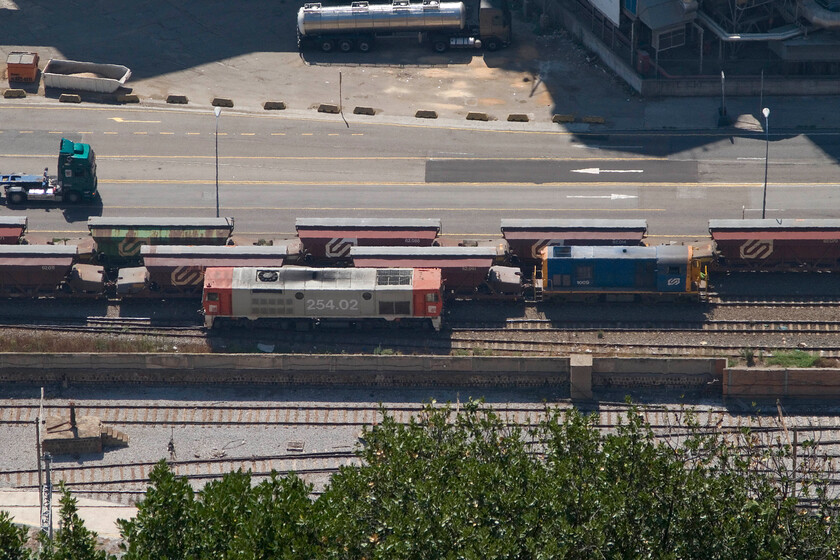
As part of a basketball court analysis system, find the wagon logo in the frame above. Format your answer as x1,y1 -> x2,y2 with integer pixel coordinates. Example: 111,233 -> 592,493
118,238 -> 147,257
325,237 -> 356,258
171,266 -> 204,286
530,239 -> 564,259
739,239 -> 773,260
667,278 -> 680,286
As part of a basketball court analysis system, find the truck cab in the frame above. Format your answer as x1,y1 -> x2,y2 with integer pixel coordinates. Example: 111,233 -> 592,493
2,138 -> 98,205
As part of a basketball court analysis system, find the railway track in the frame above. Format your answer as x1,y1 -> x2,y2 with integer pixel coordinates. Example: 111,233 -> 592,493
2,451 -> 359,503
452,319 -> 840,333
5,401 -> 840,430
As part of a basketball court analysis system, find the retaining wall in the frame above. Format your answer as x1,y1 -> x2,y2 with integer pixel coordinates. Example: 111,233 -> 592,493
0,353 -> 570,387
723,367 -> 840,398
0,353 -> 722,394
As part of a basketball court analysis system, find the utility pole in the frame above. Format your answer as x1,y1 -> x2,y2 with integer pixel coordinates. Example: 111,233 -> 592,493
40,452 -> 53,539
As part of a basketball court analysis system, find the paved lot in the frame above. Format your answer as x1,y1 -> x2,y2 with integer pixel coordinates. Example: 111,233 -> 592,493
4,0 -> 840,131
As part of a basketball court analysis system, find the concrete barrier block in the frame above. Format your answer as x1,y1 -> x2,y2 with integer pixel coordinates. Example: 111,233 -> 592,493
552,114 -> 575,124
59,93 -> 81,104
317,103 -> 341,114
507,113 -> 529,122
166,94 -> 189,104
582,116 -> 606,124
212,97 -> 234,108
466,111 -> 490,121
117,94 -> 140,104
263,101 -> 286,110
3,89 -> 26,99
415,109 -> 438,119
353,106 -> 376,115
570,354 -> 593,400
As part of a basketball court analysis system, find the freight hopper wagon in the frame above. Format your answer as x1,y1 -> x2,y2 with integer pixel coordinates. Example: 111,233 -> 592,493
88,217 -> 235,266
501,219 -> 648,266
539,245 -> 707,301
203,267 -> 443,330
0,217 -> 27,245
709,219 -> 840,271
295,218 -> 441,263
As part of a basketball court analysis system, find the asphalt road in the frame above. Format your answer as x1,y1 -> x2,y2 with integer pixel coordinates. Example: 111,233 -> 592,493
1,104 -> 839,242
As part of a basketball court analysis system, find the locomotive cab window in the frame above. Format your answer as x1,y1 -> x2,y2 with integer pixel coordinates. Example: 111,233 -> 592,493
667,266 -> 682,275
206,292 -> 219,301
425,292 -> 439,302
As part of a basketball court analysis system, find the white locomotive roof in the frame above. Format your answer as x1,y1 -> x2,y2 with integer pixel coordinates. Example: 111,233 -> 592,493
231,266 -> 414,291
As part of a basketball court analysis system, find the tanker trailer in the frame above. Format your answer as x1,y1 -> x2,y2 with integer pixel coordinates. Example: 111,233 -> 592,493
297,0 -> 511,53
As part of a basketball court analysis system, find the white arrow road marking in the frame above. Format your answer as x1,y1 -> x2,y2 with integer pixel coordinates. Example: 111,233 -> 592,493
571,167 -> 645,174
567,194 -> 639,200
109,117 -> 161,123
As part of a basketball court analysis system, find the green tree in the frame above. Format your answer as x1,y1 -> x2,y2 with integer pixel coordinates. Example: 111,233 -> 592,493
38,483 -> 109,560
118,460 -> 195,560
0,510 -> 29,560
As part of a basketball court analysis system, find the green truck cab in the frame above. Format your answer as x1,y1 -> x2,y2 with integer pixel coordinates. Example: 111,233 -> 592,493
1,138 -> 98,205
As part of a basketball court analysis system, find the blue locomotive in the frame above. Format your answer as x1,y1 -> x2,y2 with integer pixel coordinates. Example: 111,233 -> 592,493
540,245 -> 708,300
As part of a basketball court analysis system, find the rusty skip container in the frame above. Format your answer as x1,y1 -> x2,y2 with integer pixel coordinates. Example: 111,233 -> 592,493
350,245 -> 497,294
709,218 -> 840,271
6,52 -> 39,83
43,59 -> 131,93
88,217 -> 235,265
501,219 -> 648,265
296,218 -> 441,262
137,244 -> 288,296
0,245 -> 77,296
0,216 -> 27,245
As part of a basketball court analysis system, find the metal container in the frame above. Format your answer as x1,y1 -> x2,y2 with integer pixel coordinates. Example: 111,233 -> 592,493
43,59 -> 131,93
140,245 -> 288,296
709,218 -> 840,271
6,52 -> 39,83
0,216 -> 27,245
296,218 -> 441,262
88,217 -> 235,265
501,219 -> 648,264
297,1 -> 466,36
351,245 -> 496,294
542,245 -> 691,295
0,245 -> 77,296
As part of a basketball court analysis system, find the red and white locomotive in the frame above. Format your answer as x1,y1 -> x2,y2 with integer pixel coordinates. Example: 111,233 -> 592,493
203,266 -> 443,330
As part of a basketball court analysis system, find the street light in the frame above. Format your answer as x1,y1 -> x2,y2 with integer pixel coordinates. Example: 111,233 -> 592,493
761,107 -> 770,219
214,106 -> 222,218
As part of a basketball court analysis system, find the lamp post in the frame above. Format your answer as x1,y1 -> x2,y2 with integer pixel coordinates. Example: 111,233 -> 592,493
214,106 -> 222,218
761,107 -> 770,219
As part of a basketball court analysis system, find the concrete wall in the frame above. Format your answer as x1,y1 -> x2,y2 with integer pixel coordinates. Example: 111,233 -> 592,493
723,367 -> 840,398
0,353 -> 571,387
593,357 -> 724,390
0,353 -> 725,396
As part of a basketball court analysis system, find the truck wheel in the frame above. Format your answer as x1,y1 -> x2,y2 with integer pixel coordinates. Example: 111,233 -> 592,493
357,39 -> 372,53
484,38 -> 500,51
320,40 -> 334,53
338,39 -> 354,53
8,192 -> 25,205
66,191 -> 82,204
433,40 -> 448,53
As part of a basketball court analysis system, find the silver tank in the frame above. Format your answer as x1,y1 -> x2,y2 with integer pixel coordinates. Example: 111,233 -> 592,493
297,0 -> 466,36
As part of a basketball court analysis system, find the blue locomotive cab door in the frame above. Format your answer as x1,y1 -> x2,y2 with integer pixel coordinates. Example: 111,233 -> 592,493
657,264 -> 686,292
